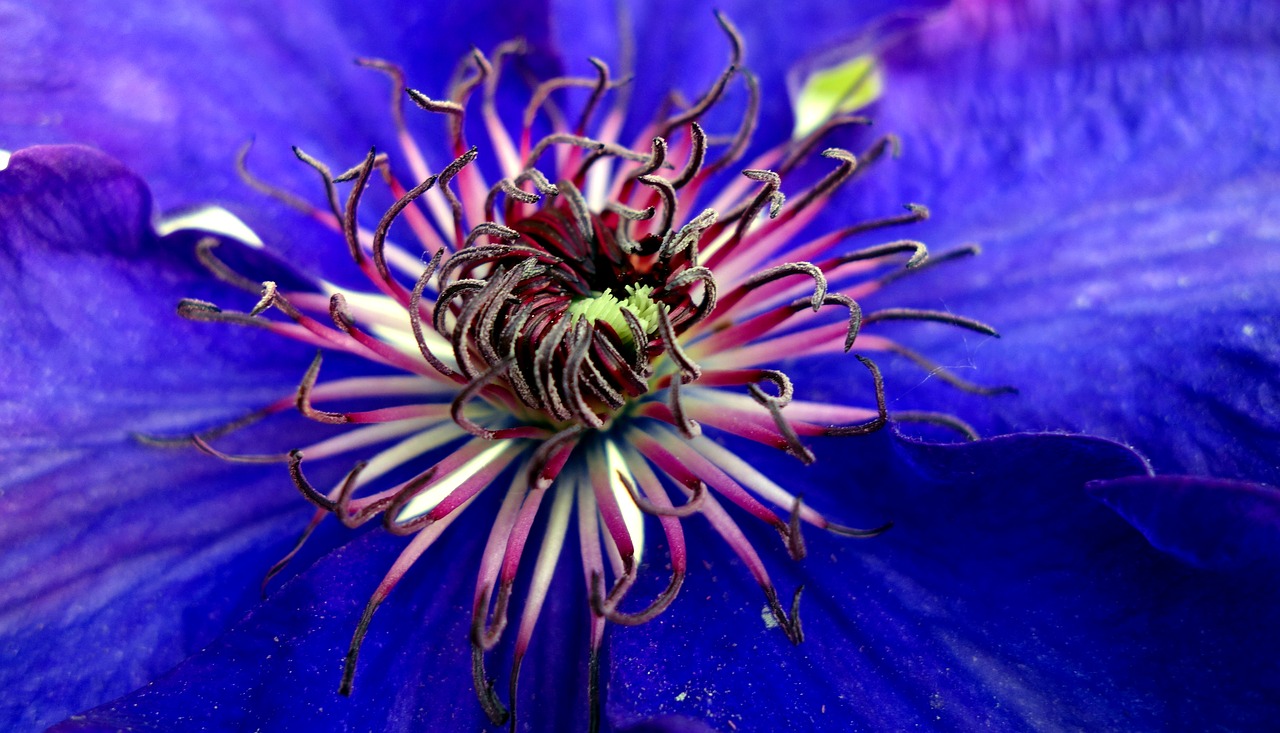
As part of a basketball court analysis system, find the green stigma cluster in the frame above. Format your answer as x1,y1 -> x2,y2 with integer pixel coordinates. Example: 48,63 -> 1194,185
566,284 -> 660,346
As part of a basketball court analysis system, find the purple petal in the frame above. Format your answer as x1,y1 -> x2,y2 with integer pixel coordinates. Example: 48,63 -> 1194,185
831,0 -> 1280,483
0,145 -> 329,731
1,1 -> 555,283
1089,475 -> 1280,574
548,0 -> 945,146
607,430 -> 1278,731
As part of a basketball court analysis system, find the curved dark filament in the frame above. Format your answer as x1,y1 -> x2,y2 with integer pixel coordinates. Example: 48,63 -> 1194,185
340,596 -> 383,697
616,470 -> 705,518
296,352 -> 349,425
883,343 -> 1018,396
235,140 -> 315,215
472,644 -> 510,726
891,410 -> 981,441
825,356 -> 888,437
190,435 -> 287,464
763,583 -> 805,645
862,307 -> 1000,337
261,508 -> 325,597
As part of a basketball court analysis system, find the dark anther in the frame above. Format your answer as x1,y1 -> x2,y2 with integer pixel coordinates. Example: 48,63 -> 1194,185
659,207 -> 717,262
193,237 -> 262,294
372,173 -> 439,287
523,133 -> 648,172
762,584 -> 805,645
825,519 -> 895,539
235,140 -> 315,215
410,249 -> 465,382
591,563 -> 686,626
291,145 -> 345,221
787,495 -> 808,561
381,467 -> 445,536
296,352 -> 349,424
286,449 -> 342,512
828,239 -> 930,271
778,115 -> 872,175
630,136 -> 668,178
339,594 -> 384,697
617,471 -> 705,518
731,169 -> 785,242
405,87 -> 465,117
656,304 -> 701,381
287,450 -> 393,529
340,148 -> 379,264
891,411 -> 981,441
703,69 -> 760,178
749,382 -> 815,465
438,146 -> 481,249
661,265 -> 718,330
786,293 -> 862,352
878,242 -> 979,288
176,298 -> 271,329
658,11 -> 742,136
559,179 -> 597,245
884,343 -> 1018,396
527,426 -> 585,491
668,374 -> 702,439
261,509 -> 324,598
669,122 -> 708,189
588,647 -> 602,733
637,174 -> 678,236
825,356 -> 888,436
450,358 -> 516,439
472,643 -> 510,726
463,222 -> 519,249
862,307 -> 1000,337
190,435 -> 287,464
727,261 -> 828,314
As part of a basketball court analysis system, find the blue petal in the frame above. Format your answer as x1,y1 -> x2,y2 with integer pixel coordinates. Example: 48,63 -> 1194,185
1089,475 -> 1280,575
0,146 -> 328,731
830,0 -> 1280,483
48,489 -> 605,733
607,430 -> 1279,731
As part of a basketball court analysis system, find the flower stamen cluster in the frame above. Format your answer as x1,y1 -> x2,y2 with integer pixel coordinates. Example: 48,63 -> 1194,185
155,12 -> 1002,729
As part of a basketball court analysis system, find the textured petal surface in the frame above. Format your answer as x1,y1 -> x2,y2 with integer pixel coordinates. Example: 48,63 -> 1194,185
1089,474 -> 1280,575
49,489 -> 604,733
605,431 -> 1278,731
0,146 -> 327,731
827,0 -> 1280,483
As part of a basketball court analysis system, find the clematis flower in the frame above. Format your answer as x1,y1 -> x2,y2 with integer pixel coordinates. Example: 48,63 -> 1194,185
1,1 -> 1277,732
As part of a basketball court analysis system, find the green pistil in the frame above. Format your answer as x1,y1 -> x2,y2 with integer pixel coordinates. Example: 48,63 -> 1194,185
567,284 -> 659,344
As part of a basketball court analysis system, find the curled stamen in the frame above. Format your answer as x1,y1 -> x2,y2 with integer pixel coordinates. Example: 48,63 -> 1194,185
656,303 -> 701,381
862,308 -> 1000,337
762,584 -> 805,645
451,359 -> 516,439
194,237 -> 263,294
296,353 -> 349,425
669,122 -> 708,189
617,471 -> 705,518
825,356 -> 888,436
892,410 -> 981,441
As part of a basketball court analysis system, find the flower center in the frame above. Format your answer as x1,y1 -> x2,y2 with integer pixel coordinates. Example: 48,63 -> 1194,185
157,11 -> 1006,732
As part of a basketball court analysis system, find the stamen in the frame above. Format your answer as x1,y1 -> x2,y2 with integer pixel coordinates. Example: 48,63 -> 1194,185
892,410 -> 981,441
862,307 -> 1000,337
